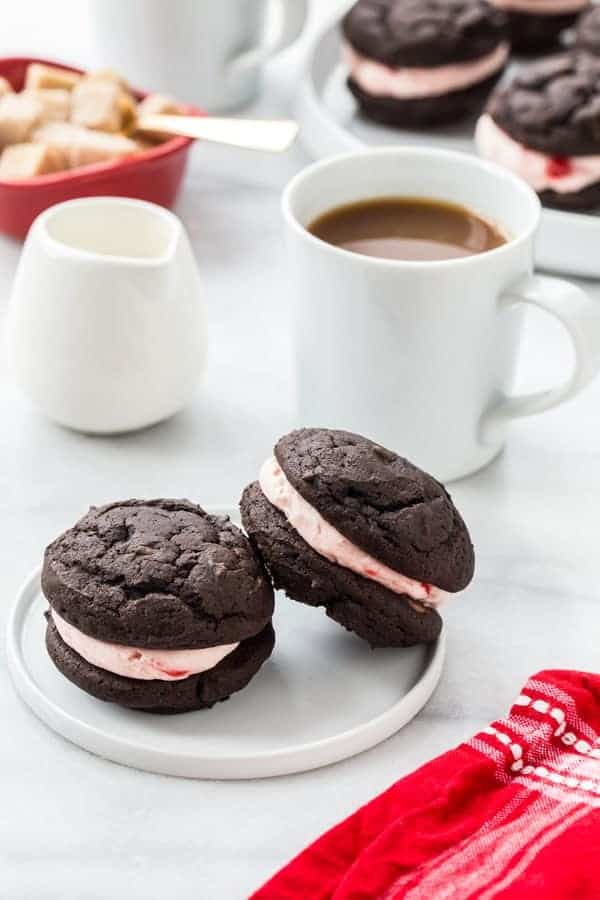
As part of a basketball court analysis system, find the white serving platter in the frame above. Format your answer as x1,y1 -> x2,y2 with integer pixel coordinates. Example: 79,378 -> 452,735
297,12 -> 600,279
6,509 -> 444,780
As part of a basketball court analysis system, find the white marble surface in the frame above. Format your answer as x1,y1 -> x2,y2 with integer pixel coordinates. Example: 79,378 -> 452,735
2,3 -> 600,898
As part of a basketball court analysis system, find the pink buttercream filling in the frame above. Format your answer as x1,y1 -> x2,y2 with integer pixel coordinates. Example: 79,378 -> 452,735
259,456 -> 444,607
489,0 -> 587,13
343,42 -> 509,100
476,114 -> 600,194
51,609 -> 239,681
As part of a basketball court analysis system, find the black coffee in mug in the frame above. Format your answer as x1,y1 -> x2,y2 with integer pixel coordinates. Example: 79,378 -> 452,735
308,196 -> 507,261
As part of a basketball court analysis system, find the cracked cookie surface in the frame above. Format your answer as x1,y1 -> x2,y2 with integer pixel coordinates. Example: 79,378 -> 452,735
487,53 -> 600,156
342,0 -> 508,67
42,499 -> 274,649
46,615 -> 275,714
273,429 -> 474,592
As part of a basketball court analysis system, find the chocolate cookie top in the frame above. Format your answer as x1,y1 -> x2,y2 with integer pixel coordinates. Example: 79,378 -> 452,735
42,499 -> 274,649
577,6 -> 600,57
273,429 -> 474,592
342,0 -> 507,68
488,53 -> 600,156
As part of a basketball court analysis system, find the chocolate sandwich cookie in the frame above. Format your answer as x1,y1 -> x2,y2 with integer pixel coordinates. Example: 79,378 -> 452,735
476,53 -> 600,211
576,5 -> 600,56
341,0 -> 509,127
240,429 -> 474,648
42,499 -> 275,713
488,1 -> 590,55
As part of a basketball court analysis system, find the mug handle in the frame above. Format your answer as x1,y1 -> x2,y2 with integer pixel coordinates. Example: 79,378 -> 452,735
229,0 -> 308,72
480,274 -> 600,444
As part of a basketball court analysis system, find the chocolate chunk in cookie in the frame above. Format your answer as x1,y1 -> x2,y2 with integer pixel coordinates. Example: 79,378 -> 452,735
487,53 -> 600,157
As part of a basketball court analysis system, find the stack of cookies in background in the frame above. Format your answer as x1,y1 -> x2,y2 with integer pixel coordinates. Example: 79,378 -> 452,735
341,0 -> 600,211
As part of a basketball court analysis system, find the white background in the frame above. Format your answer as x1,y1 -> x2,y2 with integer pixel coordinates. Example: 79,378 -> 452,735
1,2 -> 600,898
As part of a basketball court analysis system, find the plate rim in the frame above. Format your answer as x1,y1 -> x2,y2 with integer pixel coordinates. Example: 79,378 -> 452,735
7,536 -> 445,780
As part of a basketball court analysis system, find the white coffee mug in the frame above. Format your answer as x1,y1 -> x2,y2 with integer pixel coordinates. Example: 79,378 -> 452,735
90,0 -> 308,111
283,147 -> 600,482
7,197 -> 207,434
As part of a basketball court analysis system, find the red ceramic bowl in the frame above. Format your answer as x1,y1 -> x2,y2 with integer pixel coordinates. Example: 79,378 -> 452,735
0,57 -> 200,240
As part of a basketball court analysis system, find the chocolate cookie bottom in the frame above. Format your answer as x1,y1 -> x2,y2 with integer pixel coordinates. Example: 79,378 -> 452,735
347,70 -> 503,128
46,618 -> 275,714
241,483 -> 442,649
506,10 -> 582,54
538,179 -> 600,212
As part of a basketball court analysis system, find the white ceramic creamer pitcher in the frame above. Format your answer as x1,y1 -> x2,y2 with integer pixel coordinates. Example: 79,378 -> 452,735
7,197 -> 207,434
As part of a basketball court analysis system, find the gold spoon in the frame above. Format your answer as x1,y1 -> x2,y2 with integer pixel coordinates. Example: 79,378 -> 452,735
134,114 -> 299,153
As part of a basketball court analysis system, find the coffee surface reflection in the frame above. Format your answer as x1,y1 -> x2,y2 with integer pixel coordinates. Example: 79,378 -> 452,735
308,196 -> 507,261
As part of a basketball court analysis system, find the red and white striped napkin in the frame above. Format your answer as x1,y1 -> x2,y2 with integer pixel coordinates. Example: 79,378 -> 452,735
252,670 -> 600,899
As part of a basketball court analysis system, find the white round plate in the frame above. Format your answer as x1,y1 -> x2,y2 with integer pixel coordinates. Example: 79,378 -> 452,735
7,515 -> 444,780
297,12 -> 600,279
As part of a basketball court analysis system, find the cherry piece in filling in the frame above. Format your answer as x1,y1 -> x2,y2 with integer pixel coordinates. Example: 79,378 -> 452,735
545,157 -> 573,179
155,664 -> 190,678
